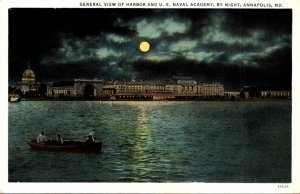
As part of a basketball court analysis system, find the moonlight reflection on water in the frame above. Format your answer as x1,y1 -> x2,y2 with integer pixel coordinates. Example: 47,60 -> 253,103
9,101 -> 291,182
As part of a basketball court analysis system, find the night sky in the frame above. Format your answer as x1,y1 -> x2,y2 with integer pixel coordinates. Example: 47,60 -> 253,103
9,9 -> 291,89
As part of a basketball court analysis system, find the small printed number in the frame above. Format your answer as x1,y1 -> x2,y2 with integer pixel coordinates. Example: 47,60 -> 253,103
278,185 -> 289,188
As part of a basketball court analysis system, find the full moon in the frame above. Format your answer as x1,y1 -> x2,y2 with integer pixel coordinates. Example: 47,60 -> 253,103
139,41 -> 150,53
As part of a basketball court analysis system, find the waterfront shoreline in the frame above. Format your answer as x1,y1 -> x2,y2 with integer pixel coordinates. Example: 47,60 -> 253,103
18,97 -> 291,102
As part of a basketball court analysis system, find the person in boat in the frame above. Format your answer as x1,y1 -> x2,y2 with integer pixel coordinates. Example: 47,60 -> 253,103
37,130 -> 47,144
86,134 -> 95,144
54,133 -> 63,144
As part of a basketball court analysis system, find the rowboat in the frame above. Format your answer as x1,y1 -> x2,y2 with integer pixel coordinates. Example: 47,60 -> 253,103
9,94 -> 21,102
27,139 -> 103,153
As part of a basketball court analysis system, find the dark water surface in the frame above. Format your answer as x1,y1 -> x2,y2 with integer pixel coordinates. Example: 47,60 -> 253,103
9,101 -> 291,182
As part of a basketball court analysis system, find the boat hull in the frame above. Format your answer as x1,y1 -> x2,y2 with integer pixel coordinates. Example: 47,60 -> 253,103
27,139 -> 103,153
9,95 -> 21,102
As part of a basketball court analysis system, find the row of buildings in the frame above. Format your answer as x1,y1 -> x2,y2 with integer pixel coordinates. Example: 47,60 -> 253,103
15,66 -> 291,100
47,77 -> 225,100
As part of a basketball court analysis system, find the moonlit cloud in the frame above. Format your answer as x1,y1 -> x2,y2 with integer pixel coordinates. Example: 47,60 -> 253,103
139,54 -> 173,62
95,47 -> 124,59
132,17 -> 191,38
201,14 -> 234,44
46,38 -> 95,64
169,40 -> 198,52
194,12 -> 291,68
18,9 -> 289,86
229,53 -> 255,66
43,10 -> 291,69
201,14 -> 266,47
264,44 -> 284,54
106,33 -> 129,43
186,51 -> 224,63
229,41 -> 290,67
41,34 -> 128,66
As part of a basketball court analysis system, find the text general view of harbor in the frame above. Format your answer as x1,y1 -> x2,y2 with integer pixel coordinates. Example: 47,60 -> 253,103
8,8 -> 291,183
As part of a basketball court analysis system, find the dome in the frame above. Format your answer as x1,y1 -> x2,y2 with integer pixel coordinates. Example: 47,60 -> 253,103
22,68 -> 35,83
23,69 -> 35,78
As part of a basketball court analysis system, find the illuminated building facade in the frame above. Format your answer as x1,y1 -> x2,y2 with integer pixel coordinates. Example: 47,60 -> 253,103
47,79 -> 104,98
261,91 -> 291,99
46,76 -> 225,99
44,76 -> 292,100
46,81 -> 75,97
225,91 -> 241,99
18,65 -> 40,94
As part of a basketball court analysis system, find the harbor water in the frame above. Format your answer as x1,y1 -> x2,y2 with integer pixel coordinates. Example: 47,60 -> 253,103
8,101 -> 291,182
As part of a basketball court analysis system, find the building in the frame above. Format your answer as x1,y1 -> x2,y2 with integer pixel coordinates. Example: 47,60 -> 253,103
17,65 -> 40,94
14,67 -> 291,100
74,79 -> 104,97
261,90 -> 291,99
197,83 -> 225,97
46,81 -> 75,97
225,90 -> 240,100
46,76 -> 225,99
240,86 -> 292,99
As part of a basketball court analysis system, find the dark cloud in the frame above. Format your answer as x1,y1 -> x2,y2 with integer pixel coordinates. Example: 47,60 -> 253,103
9,8 -> 291,88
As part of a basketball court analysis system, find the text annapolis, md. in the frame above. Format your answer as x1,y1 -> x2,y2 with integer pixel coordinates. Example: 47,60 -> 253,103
79,2 -> 279,8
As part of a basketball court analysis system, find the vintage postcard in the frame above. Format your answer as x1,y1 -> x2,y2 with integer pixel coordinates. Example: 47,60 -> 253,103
1,0 -> 299,193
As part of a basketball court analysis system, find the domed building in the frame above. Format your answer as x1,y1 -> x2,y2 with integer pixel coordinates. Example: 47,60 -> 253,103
18,65 -> 40,94
22,68 -> 35,84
